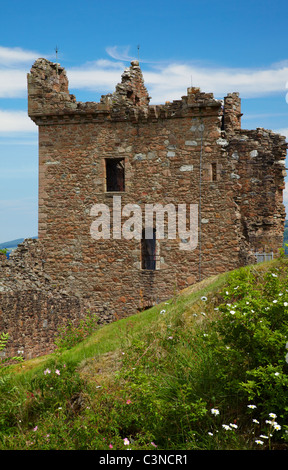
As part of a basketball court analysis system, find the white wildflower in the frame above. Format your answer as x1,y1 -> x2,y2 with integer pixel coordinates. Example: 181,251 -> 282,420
273,423 -> 281,431
255,439 -> 264,445
222,424 -> 232,430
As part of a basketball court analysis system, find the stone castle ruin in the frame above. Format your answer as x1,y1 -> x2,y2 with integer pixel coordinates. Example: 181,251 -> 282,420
0,58 -> 286,359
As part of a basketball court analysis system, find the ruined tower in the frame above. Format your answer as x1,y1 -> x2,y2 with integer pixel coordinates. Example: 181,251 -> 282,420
27,57 -> 286,317
0,57 -> 286,359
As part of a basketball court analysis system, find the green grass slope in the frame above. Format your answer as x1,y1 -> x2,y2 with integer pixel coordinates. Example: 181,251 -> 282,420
1,258 -> 288,451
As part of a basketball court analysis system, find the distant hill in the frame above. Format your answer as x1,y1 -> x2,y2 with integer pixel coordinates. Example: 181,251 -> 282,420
0,237 -> 37,256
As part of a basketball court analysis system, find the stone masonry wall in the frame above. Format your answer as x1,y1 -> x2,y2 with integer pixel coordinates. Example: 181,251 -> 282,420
0,239 -> 108,360
29,62 -> 243,319
27,58 -> 286,322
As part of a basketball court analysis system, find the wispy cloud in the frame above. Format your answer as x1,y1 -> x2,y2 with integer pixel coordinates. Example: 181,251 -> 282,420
275,128 -> 288,140
105,46 -> 137,63
68,59 -> 125,93
0,110 -> 37,133
0,69 -> 29,97
0,45 -> 49,98
1,45 -> 288,133
0,46 -> 41,66
1,43 -> 288,103
67,52 -> 288,103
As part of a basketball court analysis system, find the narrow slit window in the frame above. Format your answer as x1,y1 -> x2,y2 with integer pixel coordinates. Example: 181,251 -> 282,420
211,163 -> 217,182
141,228 -> 156,270
106,158 -> 125,192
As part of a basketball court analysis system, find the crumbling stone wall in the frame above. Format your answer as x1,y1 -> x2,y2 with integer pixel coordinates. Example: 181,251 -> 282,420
0,239 -> 110,360
1,57 -> 286,360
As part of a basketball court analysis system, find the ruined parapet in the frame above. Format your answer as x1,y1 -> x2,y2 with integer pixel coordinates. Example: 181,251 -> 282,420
186,86 -> 221,108
27,58 -> 77,119
28,58 -> 151,122
111,60 -> 151,108
222,92 -> 242,134
28,58 -> 224,124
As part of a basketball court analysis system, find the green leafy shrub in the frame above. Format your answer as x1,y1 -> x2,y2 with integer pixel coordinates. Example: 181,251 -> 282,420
209,265 -> 288,428
54,311 -> 99,352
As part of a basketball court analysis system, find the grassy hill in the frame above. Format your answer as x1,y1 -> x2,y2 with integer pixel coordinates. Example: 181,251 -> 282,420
0,258 -> 288,451
1,256 -> 288,451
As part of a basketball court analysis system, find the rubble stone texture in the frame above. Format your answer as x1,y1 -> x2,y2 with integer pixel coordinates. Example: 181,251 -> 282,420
0,58 -> 286,359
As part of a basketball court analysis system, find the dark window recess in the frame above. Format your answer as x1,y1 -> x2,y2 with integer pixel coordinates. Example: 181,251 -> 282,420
212,163 -> 217,182
106,158 -> 125,192
141,228 -> 156,270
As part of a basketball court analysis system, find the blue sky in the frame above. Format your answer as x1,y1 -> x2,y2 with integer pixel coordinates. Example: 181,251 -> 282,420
0,0 -> 288,243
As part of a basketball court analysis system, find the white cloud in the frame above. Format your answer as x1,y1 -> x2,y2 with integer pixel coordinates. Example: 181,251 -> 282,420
0,46 -> 41,66
1,44 -> 288,105
68,60 -> 124,93
275,128 -> 288,140
0,110 -> 37,133
0,69 -> 28,97
105,46 -> 136,62
67,56 -> 288,104
143,63 -> 288,102
0,45 -> 49,98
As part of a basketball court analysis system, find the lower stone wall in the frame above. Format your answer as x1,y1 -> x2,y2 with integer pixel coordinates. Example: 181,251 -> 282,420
0,239 -> 107,360
0,289 -> 85,360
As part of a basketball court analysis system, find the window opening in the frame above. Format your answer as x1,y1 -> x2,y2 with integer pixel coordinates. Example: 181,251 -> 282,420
211,163 -> 217,182
106,158 -> 125,192
141,228 -> 156,270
